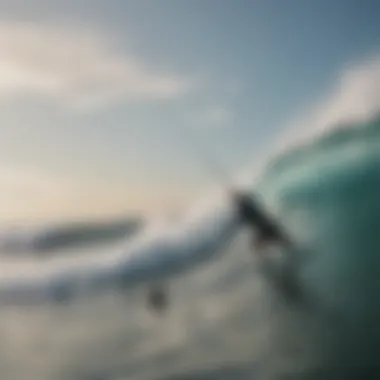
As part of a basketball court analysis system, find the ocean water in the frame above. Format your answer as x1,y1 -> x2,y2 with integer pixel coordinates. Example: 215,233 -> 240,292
1,118 -> 380,379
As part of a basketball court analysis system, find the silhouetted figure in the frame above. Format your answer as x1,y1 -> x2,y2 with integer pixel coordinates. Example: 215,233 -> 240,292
233,192 -> 292,250
232,191 -> 307,305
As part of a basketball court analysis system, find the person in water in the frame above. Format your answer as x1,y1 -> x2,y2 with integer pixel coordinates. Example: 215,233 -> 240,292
233,191 -> 292,250
233,191 -> 305,304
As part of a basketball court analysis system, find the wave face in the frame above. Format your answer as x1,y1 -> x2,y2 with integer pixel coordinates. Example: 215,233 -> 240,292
1,118 -> 380,379
254,117 -> 380,375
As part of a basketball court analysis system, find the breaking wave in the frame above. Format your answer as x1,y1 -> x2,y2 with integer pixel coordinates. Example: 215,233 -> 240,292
1,117 -> 380,379
254,116 -> 380,374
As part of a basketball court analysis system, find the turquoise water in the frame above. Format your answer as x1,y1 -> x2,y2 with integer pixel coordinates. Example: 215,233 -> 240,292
255,117 -> 380,375
1,118 -> 380,379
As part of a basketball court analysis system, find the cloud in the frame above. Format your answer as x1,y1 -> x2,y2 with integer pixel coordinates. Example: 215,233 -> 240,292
0,21 -> 192,110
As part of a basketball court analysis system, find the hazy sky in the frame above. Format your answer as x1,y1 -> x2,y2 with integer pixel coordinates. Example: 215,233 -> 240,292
1,0 -> 380,223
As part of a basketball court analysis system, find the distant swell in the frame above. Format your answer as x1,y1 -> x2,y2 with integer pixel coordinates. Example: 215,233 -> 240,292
0,217 -> 143,255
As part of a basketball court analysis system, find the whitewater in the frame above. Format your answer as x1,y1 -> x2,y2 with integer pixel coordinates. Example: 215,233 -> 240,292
1,117 -> 380,379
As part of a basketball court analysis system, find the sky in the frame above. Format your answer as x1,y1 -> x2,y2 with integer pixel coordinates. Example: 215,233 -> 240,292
0,0 -> 380,223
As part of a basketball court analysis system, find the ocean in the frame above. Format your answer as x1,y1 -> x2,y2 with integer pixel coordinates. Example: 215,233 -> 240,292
1,117 -> 380,379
